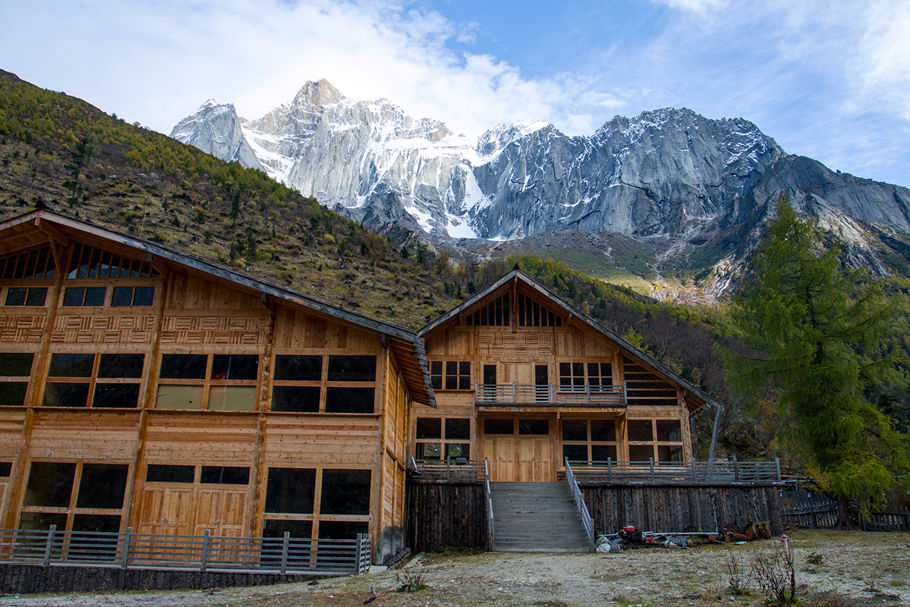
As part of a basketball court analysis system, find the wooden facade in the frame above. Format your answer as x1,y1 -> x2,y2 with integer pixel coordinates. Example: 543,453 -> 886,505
0,211 -> 433,564
413,271 -> 717,483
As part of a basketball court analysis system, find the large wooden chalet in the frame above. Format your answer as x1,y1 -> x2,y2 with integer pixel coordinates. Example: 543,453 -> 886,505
0,210 -> 733,566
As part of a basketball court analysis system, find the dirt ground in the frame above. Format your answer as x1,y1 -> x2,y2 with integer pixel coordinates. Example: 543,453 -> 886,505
1,530 -> 908,607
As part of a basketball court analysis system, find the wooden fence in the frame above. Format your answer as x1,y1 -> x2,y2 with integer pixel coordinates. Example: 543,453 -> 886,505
0,527 -> 370,575
780,493 -> 910,531
569,459 -> 781,484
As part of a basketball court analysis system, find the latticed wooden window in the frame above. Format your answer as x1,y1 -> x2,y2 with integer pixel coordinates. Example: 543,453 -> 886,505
561,419 -> 618,463
464,293 -> 510,326
415,417 -> 470,460
517,292 -> 563,327
42,352 -> 145,408
627,419 -> 684,462
429,360 -> 471,390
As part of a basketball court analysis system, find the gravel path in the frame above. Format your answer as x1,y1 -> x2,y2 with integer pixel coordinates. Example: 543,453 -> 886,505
1,531 -> 908,606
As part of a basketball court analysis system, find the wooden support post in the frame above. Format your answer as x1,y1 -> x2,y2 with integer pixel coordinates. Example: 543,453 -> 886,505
733,456 -> 739,482
775,458 -> 781,481
649,458 -> 655,482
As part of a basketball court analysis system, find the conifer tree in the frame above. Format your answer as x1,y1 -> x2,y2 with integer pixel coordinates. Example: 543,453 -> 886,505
724,198 -> 909,519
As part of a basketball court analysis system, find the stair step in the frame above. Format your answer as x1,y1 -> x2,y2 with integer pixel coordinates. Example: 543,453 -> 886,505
489,482 -> 590,553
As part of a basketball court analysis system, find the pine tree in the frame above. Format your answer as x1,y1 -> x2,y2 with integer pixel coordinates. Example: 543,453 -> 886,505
723,198 -> 909,519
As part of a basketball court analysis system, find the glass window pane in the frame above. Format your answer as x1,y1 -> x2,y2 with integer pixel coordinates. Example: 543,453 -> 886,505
629,445 -> 655,461
201,466 -> 250,484
159,354 -> 207,379
445,443 -> 470,459
320,470 -> 370,515
274,355 -> 322,381
155,385 -> 203,410
211,355 -> 258,380
48,353 -> 94,377
42,382 -> 89,407
146,464 -> 194,483
628,420 -> 654,442
445,418 -> 470,440
271,386 -> 320,412
72,514 -> 121,533
318,520 -> 368,540
459,361 -> 470,376
562,420 -> 587,441
5,288 -> 26,306
415,418 -> 441,439
62,287 -> 84,306
110,287 -> 133,307
444,375 -> 457,390
591,420 -> 616,442
445,361 -> 457,376
431,375 -> 442,390
430,361 -> 442,375
208,386 -> 256,411
24,462 -> 76,507
263,519 -> 312,539
132,287 -> 155,306
518,419 -> 548,435
327,356 -> 376,381
657,420 -> 682,442
265,468 -> 315,514
25,288 -> 47,306
83,287 -> 106,306
591,445 -> 618,461
98,354 -> 144,378
0,353 -> 34,376
483,418 -> 513,434
92,383 -> 140,408
77,464 -> 128,508
325,387 -> 374,413
415,442 -> 441,460
562,444 -> 588,462
658,445 -> 683,462
0,382 -> 28,406
18,512 -> 67,532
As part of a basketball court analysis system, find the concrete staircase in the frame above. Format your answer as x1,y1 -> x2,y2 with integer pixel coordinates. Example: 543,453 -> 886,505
490,482 -> 591,552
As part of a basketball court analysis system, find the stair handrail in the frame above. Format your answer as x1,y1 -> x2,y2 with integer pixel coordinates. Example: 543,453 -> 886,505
483,457 -> 494,550
564,457 -> 595,550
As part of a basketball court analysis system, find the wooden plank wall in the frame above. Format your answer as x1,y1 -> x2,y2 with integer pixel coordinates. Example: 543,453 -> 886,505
582,483 -> 783,536
406,479 -> 489,552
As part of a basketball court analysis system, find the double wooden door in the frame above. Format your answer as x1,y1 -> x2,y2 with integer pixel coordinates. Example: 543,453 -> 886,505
481,417 -> 554,482
135,485 -> 248,538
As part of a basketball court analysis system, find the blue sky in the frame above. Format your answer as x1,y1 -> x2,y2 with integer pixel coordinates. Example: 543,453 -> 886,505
2,0 -> 909,186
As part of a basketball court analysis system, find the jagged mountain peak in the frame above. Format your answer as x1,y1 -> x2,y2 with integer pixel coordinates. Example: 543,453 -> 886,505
292,79 -> 343,107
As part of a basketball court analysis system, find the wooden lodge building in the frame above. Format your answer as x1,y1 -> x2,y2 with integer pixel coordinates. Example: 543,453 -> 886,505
0,209 -> 768,568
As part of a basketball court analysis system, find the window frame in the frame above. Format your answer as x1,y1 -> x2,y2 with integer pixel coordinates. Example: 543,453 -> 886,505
560,418 -> 618,464
626,418 -> 685,462
558,361 -> 614,393
155,353 -> 260,412
428,359 -> 472,391
42,352 -> 146,409
414,416 -> 471,461
0,352 -> 35,407
269,352 -> 378,414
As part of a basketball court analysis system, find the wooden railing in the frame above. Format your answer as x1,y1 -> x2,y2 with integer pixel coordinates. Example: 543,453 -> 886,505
568,458 -> 782,483
475,383 -> 627,407
564,458 -> 594,550
412,458 -> 488,482
0,527 -> 371,574
483,457 -> 494,550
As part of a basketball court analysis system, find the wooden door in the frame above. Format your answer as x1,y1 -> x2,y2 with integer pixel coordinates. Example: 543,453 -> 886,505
136,486 -> 195,535
484,435 -> 516,481
516,435 -> 552,481
194,488 -> 248,537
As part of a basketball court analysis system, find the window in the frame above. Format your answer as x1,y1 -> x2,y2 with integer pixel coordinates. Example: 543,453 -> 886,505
270,354 -> 377,414
429,360 -> 471,391
561,419 -> 618,463
62,286 -> 106,307
518,419 -> 549,435
483,418 -> 514,434
517,292 -> 563,327
111,286 -> 155,307
558,362 -> 613,391
43,353 -> 145,408
0,246 -> 55,280
20,462 -> 128,535
200,466 -> 250,485
156,353 -> 258,411
66,243 -> 158,280
146,464 -> 194,483
264,467 -> 370,539
464,293 -> 510,326
627,419 -> 684,462
4,287 -> 47,306
0,352 -> 34,406
414,417 -> 471,461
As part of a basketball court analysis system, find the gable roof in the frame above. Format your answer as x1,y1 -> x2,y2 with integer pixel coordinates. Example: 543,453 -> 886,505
0,209 -> 436,407
420,269 -> 724,456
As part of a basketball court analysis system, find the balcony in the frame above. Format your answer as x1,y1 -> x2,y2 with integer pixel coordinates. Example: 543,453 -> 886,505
474,383 -> 627,407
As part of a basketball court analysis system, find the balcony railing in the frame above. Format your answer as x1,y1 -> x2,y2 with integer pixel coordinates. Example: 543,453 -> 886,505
567,458 -> 782,483
475,383 -> 627,407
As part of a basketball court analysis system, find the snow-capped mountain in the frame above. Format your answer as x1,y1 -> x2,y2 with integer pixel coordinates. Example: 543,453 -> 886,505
171,80 -> 910,287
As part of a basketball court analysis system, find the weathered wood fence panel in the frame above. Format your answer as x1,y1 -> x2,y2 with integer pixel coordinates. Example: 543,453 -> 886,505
862,507 -> 910,532
780,494 -> 839,529
406,480 -> 489,552
582,483 -> 782,536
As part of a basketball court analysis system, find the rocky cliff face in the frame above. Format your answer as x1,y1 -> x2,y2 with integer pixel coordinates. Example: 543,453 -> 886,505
171,81 -> 910,289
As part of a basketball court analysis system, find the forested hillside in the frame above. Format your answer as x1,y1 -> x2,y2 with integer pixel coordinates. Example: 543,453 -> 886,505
1,68 -> 906,459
